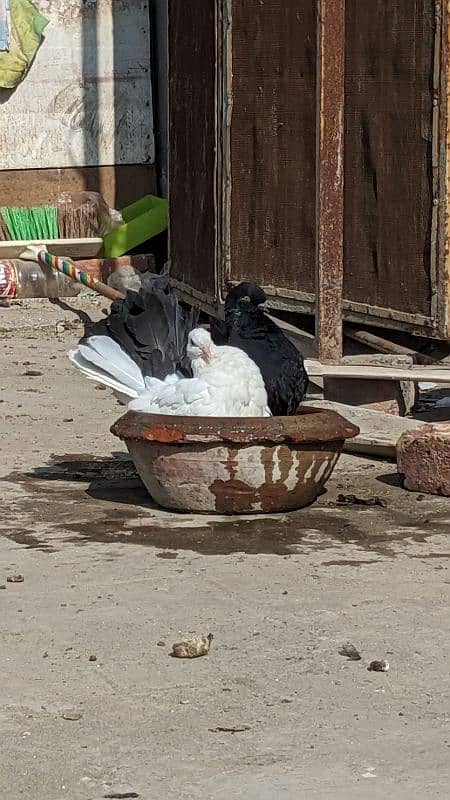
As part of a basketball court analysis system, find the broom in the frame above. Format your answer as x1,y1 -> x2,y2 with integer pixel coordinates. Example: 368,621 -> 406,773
0,205 -> 59,241
20,245 -> 125,302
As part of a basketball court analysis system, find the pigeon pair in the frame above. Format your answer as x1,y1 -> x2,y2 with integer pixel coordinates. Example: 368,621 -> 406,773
69,281 -> 308,418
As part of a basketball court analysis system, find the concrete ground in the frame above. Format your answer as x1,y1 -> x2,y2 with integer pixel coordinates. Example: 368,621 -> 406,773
0,299 -> 449,800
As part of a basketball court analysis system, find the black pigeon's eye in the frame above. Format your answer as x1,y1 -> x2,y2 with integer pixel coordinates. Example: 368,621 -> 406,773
241,296 -> 251,303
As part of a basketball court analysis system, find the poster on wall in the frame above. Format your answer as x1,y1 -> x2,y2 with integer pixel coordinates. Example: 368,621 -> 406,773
0,0 -> 154,169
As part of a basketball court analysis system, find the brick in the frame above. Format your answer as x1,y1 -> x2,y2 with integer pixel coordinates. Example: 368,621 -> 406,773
324,376 -> 416,416
323,354 -> 417,416
396,422 -> 450,495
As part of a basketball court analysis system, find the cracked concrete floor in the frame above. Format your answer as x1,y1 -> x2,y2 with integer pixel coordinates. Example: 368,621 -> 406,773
0,300 -> 449,799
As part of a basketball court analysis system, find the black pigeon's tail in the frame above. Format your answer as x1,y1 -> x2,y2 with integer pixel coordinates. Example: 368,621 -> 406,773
88,276 -> 200,379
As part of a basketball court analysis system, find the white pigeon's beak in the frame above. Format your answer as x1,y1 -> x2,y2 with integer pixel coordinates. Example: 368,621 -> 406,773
201,345 -> 212,362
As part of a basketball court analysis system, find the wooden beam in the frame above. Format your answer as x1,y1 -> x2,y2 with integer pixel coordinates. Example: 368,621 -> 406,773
305,359 -> 450,383
315,0 -> 345,363
340,354 -> 412,367
307,400 -> 428,458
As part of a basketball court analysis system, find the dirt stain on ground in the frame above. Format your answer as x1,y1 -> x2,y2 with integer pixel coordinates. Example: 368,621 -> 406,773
2,529 -> 56,553
320,559 -> 383,567
0,455 -> 448,559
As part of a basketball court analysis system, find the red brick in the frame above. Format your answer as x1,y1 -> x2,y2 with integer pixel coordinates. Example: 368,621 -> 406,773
396,423 -> 450,495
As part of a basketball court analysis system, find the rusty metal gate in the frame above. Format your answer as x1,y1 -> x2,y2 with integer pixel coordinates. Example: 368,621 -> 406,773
168,0 -> 448,339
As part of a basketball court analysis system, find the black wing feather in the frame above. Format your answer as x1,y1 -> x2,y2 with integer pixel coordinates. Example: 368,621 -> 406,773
87,276 -> 200,379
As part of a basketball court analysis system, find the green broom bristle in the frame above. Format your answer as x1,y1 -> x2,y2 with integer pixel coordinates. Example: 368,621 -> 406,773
0,205 -> 59,241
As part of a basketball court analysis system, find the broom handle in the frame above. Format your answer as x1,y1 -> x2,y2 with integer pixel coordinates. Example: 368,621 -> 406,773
37,249 -> 126,301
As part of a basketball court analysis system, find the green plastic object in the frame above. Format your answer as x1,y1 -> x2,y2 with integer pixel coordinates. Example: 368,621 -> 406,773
1,205 -> 58,240
101,194 -> 168,258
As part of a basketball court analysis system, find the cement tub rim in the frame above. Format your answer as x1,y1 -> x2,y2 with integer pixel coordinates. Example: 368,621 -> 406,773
110,406 -> 360,446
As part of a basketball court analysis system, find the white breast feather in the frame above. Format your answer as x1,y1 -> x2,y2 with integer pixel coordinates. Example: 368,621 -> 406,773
128,342 -> 270,417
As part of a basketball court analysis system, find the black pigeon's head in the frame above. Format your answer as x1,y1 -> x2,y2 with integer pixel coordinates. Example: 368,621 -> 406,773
224,282 -> 267,311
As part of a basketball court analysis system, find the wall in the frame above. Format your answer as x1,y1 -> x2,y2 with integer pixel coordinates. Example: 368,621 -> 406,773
0,0 -> 155,207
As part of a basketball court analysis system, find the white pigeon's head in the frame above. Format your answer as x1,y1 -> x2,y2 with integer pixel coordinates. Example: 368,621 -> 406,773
187,327 -> 214,364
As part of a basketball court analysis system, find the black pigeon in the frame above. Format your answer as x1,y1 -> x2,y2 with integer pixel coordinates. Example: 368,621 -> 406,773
210,282 -> 308,415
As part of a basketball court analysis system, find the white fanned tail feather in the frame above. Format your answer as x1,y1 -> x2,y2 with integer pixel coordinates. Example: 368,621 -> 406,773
68,336 -> 146,404
78,336 -> 145,393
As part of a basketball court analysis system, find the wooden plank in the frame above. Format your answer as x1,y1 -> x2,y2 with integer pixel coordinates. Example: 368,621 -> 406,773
0,239 -> 103,260
307,400 -> 428,458
305,359 -> 450,383
344,0 -> 435,318
0,0 -> 153,170
168,0 -> 216,298
243,284 -> 438,336
228,1 -> 316,296
315,0 -> 345,363
340,354 -> 413,367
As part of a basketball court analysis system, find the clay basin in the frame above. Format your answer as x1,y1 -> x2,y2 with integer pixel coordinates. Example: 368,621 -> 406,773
111,407 -> 359,514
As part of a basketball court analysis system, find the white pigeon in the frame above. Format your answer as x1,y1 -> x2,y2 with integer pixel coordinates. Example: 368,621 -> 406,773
128,327 -> 270,416
69,328 -> 270,417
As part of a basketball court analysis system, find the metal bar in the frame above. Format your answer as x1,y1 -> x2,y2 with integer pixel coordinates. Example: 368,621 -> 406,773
216,0 -> 233,304
315,0 -> 345,363
429,0 -> 442,322
437,0 -> 450,337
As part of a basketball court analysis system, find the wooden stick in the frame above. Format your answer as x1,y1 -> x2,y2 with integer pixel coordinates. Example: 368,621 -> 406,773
21,245 -> 126,302
344,327 -> 440,366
